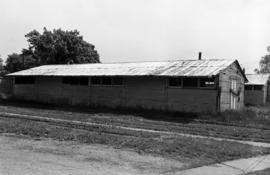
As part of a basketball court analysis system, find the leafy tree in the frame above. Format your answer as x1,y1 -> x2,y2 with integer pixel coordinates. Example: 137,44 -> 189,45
255,47 -> 270,74
5,53 -> 36,73
24,28 -> 100,65
0,56 -> 6,76
4,28 -> 100,73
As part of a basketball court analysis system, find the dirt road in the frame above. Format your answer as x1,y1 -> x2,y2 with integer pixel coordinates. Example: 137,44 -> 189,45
0,134 -> 185,175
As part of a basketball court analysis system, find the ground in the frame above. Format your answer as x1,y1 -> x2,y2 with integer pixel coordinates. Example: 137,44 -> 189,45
1,101 -> 270,174
0,101 -> 270,143
0,134 -> 185,175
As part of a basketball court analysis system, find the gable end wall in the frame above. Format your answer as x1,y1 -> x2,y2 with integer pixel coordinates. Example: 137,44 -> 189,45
219,62 -> 245,111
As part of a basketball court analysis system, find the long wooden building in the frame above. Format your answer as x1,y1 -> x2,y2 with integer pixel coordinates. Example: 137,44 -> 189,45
7,59 -> 247,113
244,74 -> 269,106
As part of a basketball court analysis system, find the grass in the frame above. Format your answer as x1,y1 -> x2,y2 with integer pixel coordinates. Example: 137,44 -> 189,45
0,117 -> 270,170
246,168 -> 270,175
203,107 -> 270,129
0,100 -> 270,143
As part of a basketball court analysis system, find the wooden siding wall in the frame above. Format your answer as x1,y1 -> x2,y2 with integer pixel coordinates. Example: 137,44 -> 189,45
12,76 -> 217,113
244,88 -> 266,106
219,63 -> 245,111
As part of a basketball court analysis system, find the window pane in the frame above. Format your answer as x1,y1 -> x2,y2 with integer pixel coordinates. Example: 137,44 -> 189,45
169,78 -> 181,87
79,77 -> 88,86
254,85 -> 263,90
183,78 -> 197,87
102,77 -> 112,85
69,77 -> 79,85
113,77 -> 123,85
231,79 -> 237,91
15,77 -> 35,84
62,77 -> 70,84
245,85 -> 253,90
91,77 -> 101,85
200,78 -> 215,87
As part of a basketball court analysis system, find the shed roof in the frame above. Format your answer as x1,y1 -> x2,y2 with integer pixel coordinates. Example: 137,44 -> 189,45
245,74 -> 269,85
8,59 -> 245,78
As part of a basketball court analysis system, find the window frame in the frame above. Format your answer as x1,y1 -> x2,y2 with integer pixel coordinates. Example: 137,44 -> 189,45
183,77 -> 198,88
14,76 -> 35,85
62,76 -> 89,86
245,85 -> 253,91
253,85 -> 263,91
112,77 -> 123,86
90,76 -> 102,85
168,77 -> 182,88
199,77 -> 216,89
102,77 -> 112,85
230,79 -> 237,91
90,76 -> 123,86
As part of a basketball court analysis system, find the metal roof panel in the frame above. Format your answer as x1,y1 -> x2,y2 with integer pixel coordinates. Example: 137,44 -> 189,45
8,59 -> 237,77
245,74 -> 269,85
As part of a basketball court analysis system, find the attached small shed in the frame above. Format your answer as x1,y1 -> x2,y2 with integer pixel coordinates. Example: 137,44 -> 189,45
244,74 -> 269,106
0,77 -> 13,99
7,59 -> 247,113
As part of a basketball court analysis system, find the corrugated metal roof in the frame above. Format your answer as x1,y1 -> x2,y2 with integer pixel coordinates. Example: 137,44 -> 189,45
245,74 -> 269,85
8,59 -> 238,77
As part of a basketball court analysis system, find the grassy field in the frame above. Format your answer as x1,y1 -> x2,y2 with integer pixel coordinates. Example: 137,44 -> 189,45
246,168 -> 270,175
0,116 -> 270,171
0,101 -> 270,143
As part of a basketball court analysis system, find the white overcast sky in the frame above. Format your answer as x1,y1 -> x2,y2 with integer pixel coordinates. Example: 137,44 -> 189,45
0,0 -> 270,73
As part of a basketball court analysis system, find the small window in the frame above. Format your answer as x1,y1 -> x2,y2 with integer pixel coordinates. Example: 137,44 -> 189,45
254,85 -> 263,91
245,85 -> 253,90
62,77 -> 70,84
79,77 -> 88,86
15,77 -> 35,84
200,78 -> 215,88
183,78 -> 198,88
112,77 -> 123,85
69,77 -> 79,85
62,77 -> 88,86
231,79 -> 237,91
168,78 -> 182,87
102,77 -> 112,85
91,77 -> 101,85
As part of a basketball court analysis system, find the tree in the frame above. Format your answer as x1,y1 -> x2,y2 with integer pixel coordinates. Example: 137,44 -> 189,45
0,56 -> 6,76
5,53 -> 36,73
24,28 -> 100,65
255,47 -> 270,74
4,28 -> 100,73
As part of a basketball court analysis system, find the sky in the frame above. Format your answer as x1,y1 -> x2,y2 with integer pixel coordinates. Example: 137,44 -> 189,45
0,0 -> 270,73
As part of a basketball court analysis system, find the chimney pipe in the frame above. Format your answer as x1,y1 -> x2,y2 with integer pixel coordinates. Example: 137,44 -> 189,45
198,52 -> 202,60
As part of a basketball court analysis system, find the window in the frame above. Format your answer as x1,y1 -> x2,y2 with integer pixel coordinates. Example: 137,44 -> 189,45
70,77 -> 79,85
91,76 -> 123,86
254,85 -> 263,91
62,77 -> 70,84
79,77 -> 88,85
231,79 -> 237,91
200,78 -> 215,88
62,77 -> 88,86
14,77 -> 35,84
91,77 -> 101,85
168,78 -> 182,87
183,78 -> 198,88
102,77 -> 112,85
112,77 -> 123,85
245,85 -> 253,90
